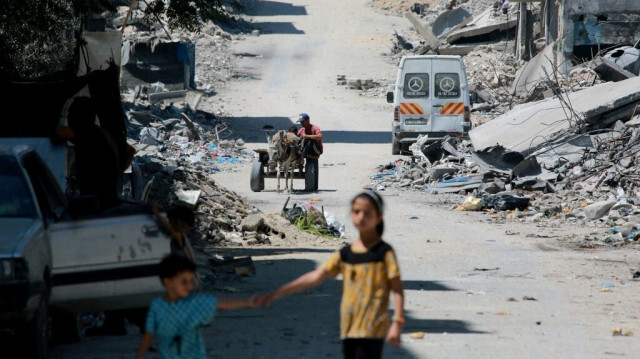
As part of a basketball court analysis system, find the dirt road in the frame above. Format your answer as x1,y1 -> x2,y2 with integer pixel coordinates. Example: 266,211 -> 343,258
51,0 -> 640,358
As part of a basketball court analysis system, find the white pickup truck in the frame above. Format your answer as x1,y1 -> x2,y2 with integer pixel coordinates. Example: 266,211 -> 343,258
0,144 -> 171,358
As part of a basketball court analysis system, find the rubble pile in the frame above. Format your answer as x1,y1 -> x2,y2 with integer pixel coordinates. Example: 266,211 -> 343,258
370,112 -> 640,247
463,47 -> 520,121
336,75 -> 392,99
106,4 -> 290,249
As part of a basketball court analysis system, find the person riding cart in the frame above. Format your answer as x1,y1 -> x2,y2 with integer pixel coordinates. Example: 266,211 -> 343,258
296,113 -> 322,191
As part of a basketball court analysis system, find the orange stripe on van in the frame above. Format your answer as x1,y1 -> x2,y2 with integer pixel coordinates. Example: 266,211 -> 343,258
399,103 -> 424,115
440,102 -> 464,115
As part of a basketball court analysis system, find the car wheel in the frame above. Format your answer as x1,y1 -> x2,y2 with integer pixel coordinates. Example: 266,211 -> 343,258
19,291 -> 49,359
392,136 -> 400,155
52,310 -> 84,343
250,161 -> 264,192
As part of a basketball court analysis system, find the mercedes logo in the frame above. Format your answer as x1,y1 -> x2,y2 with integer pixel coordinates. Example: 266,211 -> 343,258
439,77 -> 455,92
407,77 -> 424,92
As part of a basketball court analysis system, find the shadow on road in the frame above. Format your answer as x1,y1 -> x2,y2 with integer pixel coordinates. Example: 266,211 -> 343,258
403,280 -> 458,292
403,316 -> 486,335
254,22 -> 305,35
208,246 -> 336,258
322,130 -> 390,144
244,1 -> 308,16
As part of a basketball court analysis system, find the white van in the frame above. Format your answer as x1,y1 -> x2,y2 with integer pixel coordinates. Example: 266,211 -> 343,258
387,55 -> 471,154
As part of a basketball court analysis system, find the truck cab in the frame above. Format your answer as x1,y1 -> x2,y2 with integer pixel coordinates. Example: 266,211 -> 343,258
387,55 -> 471,155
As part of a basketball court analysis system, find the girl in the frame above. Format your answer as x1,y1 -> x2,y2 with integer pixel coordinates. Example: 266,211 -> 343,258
260,189 -> 404,359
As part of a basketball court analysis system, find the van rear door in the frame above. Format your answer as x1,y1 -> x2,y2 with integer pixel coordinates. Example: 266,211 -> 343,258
430,58 -> 466,134
398,58 -> 432,136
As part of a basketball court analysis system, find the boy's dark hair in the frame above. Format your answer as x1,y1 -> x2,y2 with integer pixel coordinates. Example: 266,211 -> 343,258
352,189 -> 385,236
288,125 -> 298,134
159,254 -> 197,280
167,205 -> 195,226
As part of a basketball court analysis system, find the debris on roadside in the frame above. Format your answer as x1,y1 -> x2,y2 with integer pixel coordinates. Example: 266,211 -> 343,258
281,197 -> 346,239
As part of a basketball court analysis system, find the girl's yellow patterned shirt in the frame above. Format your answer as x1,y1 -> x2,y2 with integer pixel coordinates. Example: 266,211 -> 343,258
323,240 -> 400,339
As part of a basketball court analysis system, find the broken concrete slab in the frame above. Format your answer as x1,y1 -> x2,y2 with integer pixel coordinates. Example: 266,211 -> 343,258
469,76 -> 640,155
584,201 -> 617,220
404,12 -> 439,49
432,7 -> 473,38
438,41 -> 509,56
511,42 -> 555,97
173,189 -> 201,209
445,7 -> 518,44
149,90 -> 188,104
594,58 -> 637,82
603,46 -> 640,75
429,166 -> 458,181
240,214 -> 265,232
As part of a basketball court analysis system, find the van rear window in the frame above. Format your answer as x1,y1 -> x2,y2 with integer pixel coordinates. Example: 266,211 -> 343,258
403,73 -> 428,98
435,73 -> 460,98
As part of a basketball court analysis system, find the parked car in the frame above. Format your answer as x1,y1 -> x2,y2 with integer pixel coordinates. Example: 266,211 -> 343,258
0,144 -> 171,358
387,55 -> 472,154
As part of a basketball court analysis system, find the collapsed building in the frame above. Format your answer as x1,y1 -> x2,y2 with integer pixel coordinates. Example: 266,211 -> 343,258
539,0 -> 640,73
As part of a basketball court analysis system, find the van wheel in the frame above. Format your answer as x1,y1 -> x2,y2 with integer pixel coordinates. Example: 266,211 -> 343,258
392,137 -> 400,155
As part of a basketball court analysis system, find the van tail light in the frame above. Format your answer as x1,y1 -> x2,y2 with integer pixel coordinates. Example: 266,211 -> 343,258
394,106 -> 400,122
463,106 -> 471,123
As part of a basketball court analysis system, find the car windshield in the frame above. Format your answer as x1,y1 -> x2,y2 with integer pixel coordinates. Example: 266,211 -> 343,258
0,155 -> 37,218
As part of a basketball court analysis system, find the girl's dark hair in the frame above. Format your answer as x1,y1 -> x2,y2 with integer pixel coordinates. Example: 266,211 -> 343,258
352,189 -> 384,236
159,255 -> 196,280
167,205 -> 195,226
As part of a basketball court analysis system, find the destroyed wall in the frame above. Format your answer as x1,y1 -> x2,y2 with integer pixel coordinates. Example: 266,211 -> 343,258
558,0 -> 640,67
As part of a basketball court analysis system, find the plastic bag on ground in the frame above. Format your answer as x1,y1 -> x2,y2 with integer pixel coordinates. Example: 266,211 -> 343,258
460,196 -> 482,211
324,211 -> 346,238
482,194 -> 530,211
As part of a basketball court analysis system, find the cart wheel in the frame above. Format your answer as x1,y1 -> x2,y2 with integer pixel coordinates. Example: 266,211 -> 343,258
305,160 -> 318,191
250,161 -> 264,192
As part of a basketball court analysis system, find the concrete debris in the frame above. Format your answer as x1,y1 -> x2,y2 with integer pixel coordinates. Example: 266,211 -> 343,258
432,7 -> 473,38
240,214 -> 265,232
444,6 -> 518,45
469,76 -> 640,156
172,189 -> 201,209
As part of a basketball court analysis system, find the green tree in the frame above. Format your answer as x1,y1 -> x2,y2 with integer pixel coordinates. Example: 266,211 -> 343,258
142,0 -> 226,33
0,0 -> 227,78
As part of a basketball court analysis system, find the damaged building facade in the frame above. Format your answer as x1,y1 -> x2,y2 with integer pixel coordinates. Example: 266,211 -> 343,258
541,0 -> 640,72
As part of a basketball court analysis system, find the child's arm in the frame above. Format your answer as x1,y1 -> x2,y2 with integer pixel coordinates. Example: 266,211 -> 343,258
152,201 -> 182,244
261,267 -> 330,306
136,333 -> 154,359
217,294 -> 260,310
386,276 -> 405,346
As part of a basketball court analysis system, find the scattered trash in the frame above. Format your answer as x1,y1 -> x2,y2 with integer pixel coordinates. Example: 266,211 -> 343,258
496,311 -> 512,316
612,328 -> 634,336
522,296 -> 537,301
281,197 -> 344,239
482,194 -> 530,211
409,332 -> 425,339
459,196 -> 482,211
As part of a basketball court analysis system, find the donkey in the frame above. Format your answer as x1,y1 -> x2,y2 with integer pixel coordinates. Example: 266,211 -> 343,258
266,130 -> 303,193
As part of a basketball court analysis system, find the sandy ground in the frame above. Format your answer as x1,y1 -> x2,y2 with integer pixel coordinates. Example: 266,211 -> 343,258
50,0 -> 640,358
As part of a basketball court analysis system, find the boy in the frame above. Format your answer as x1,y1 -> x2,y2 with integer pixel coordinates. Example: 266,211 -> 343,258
136,255 -> 258,359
